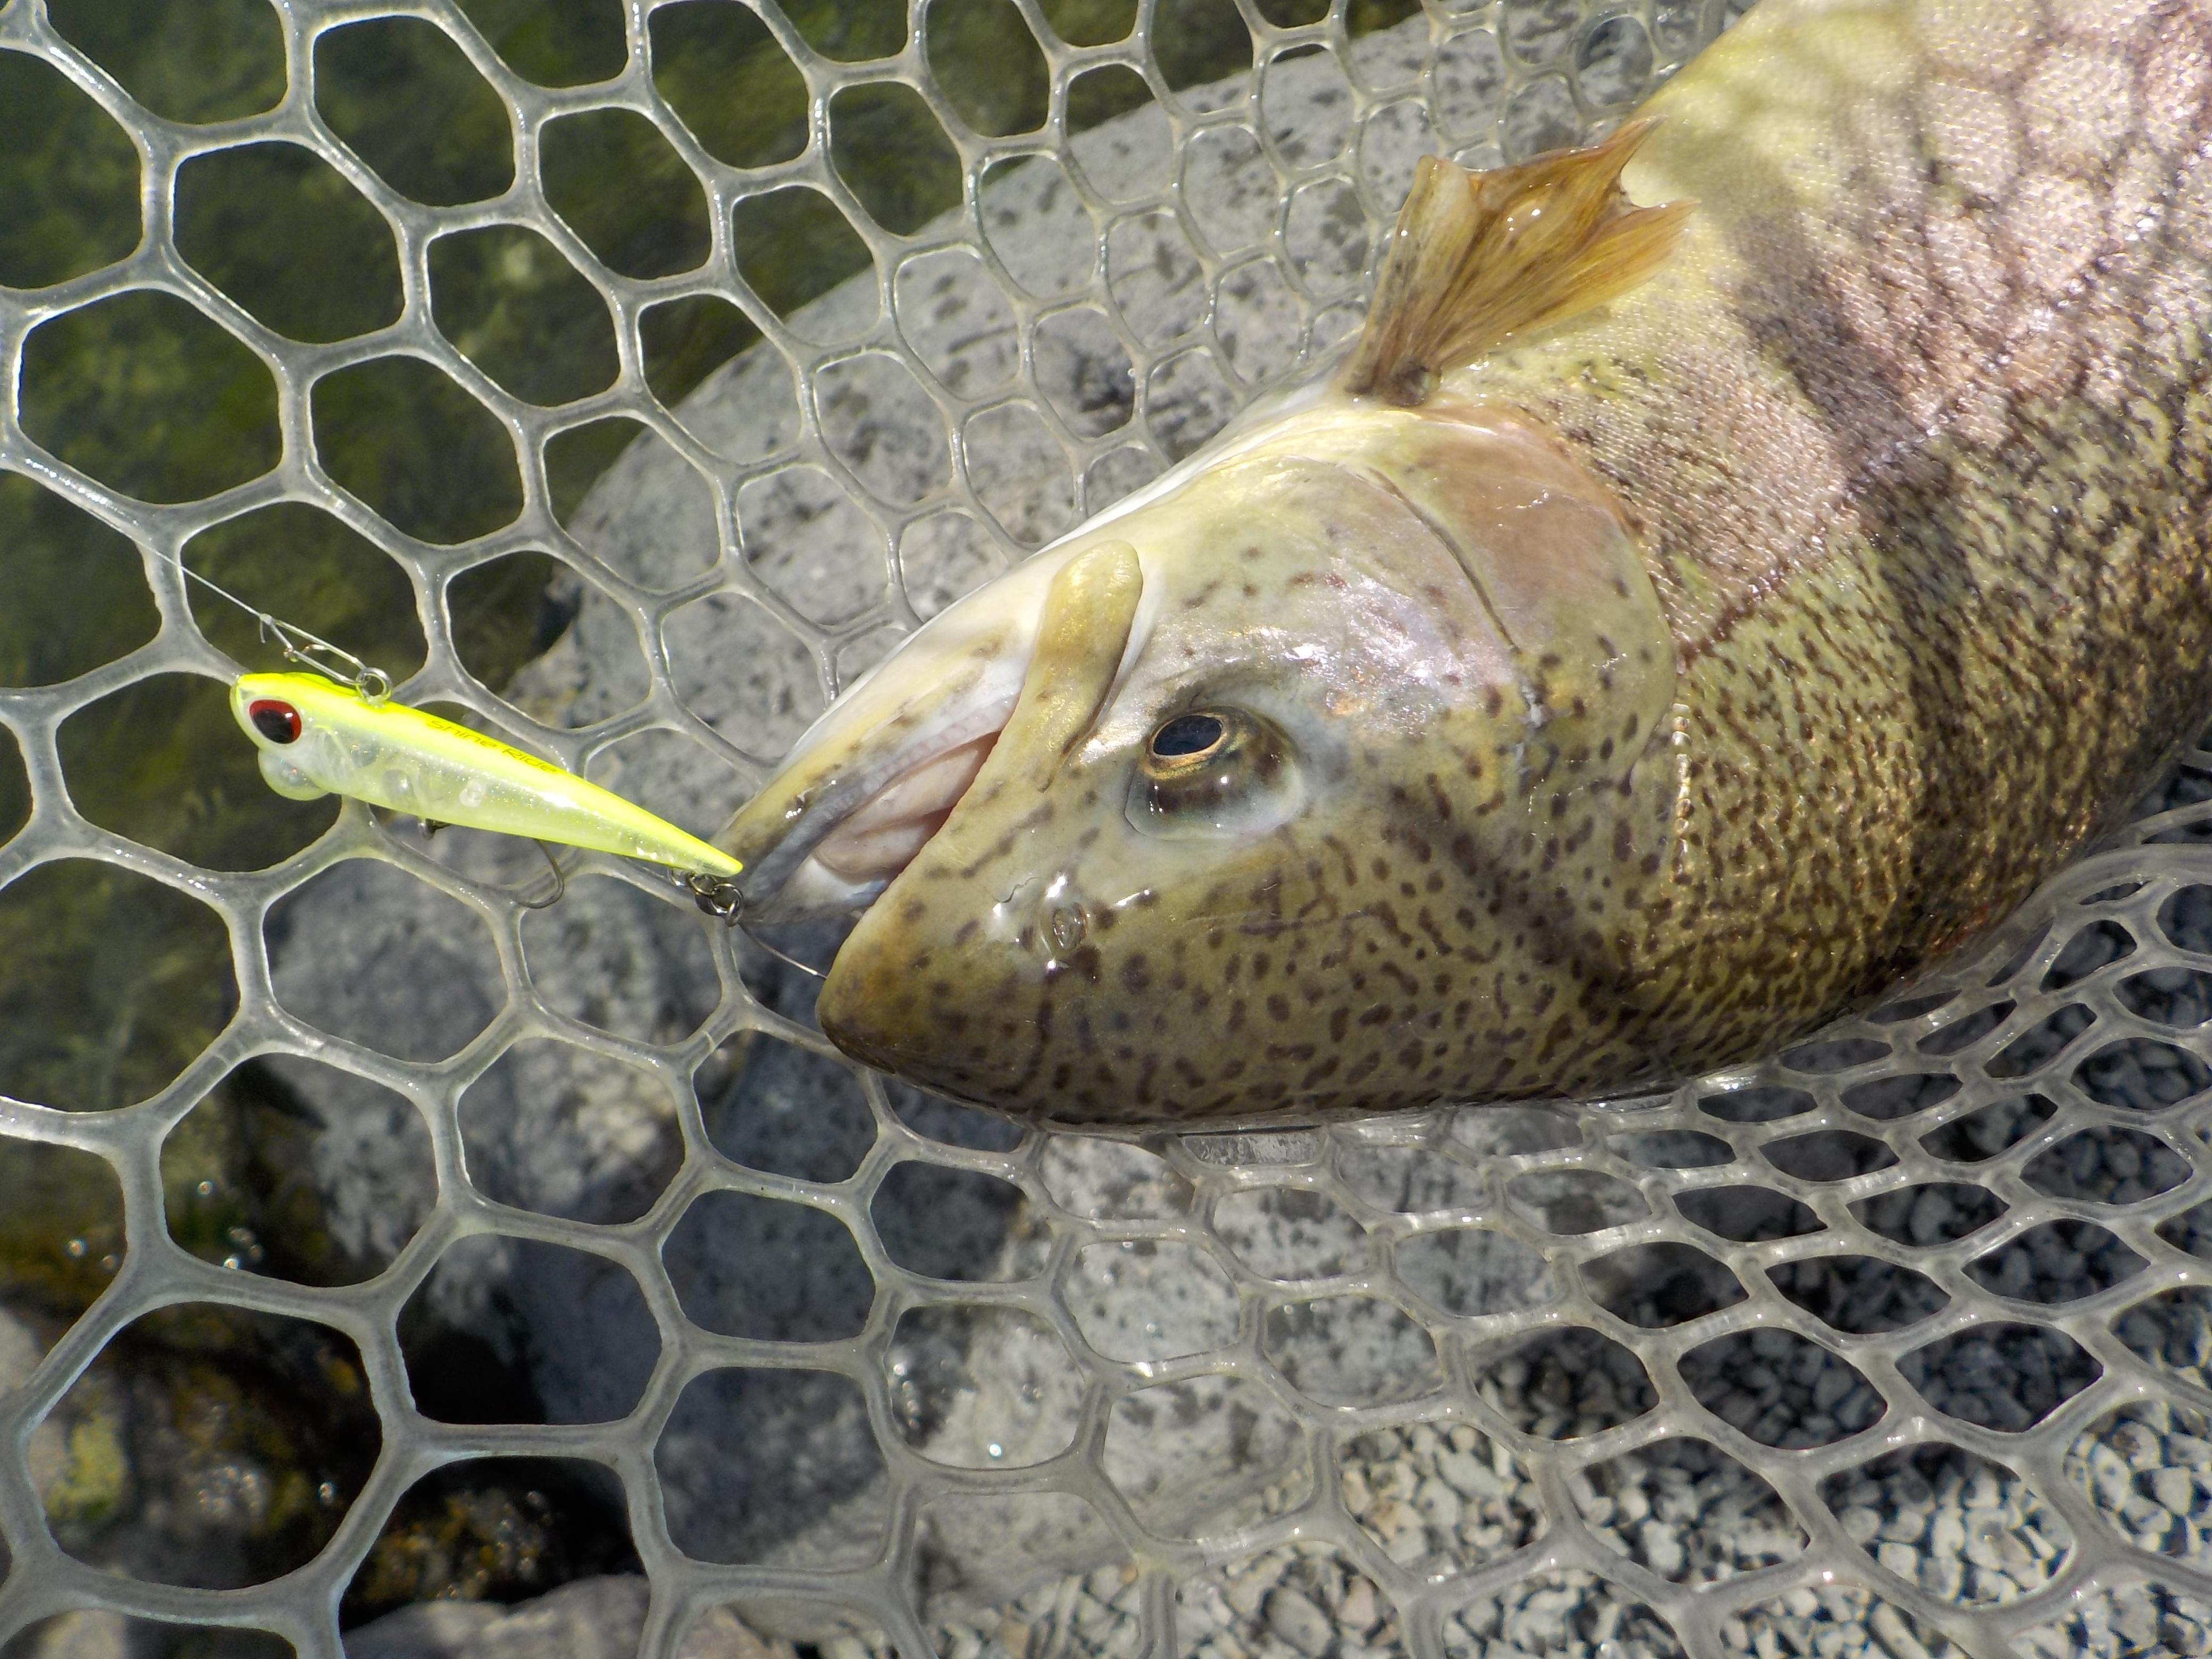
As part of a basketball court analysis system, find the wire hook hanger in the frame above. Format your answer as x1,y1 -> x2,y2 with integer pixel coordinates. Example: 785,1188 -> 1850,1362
152,542 -> 393,702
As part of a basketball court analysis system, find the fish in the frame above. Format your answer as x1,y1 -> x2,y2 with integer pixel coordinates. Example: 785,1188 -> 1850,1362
717,0 -> 2212,1129
231,672 -> 743,879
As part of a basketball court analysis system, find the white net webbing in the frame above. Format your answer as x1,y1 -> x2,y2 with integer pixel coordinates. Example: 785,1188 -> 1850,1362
3,1 -> 2210,1657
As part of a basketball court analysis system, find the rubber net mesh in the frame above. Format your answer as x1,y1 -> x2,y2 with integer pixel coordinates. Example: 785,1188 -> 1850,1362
3,1 -> 2211,1656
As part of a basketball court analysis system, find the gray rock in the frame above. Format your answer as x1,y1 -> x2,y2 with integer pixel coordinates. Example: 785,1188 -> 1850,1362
342,1574 -> 798,1659
1263,1588 -> 1333,1659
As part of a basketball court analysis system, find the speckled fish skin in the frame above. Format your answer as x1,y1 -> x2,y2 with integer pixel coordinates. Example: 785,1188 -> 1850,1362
721,0 -> 2212,1129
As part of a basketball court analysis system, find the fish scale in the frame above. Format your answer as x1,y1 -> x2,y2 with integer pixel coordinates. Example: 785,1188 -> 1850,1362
720,0 -> 2212,1128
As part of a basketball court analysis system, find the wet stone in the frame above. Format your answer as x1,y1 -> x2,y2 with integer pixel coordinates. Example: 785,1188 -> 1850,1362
1573,1437 -> 1806,1585
43,1304 -> 380,1591
1819,1444 -> 2072,1608
1178,1546 -> 1401,1659
1901,1323 -> 2100,1432
1340,1422 -> 1538,1576
1440,1569 -> 1682,1658
1769,1254 -> 1949,1336
1679,1330 -> 1882,1448
1473,1326 -> 1656,1438
344,1457 -> 637,1626
1106,1376 -> 1308,1540
1213,1186 -> 1370,1281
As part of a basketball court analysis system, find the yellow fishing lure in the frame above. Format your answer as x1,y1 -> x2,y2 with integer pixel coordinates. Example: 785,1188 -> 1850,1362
229,672 -> 742,881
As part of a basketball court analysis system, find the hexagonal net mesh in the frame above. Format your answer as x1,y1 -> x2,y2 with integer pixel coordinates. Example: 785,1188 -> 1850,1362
2,0 -> 2209,1656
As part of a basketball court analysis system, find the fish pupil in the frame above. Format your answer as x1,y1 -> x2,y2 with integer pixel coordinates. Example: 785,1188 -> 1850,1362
249,700 -> 302,744
1151,713 -> 1226,759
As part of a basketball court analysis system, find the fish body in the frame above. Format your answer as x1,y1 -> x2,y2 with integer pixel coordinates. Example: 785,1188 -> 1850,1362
721,0 -> 2212,1128
232,672 -> 742,878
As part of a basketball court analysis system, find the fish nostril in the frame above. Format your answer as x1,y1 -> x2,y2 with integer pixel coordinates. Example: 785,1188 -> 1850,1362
1046,897 -> 1089,953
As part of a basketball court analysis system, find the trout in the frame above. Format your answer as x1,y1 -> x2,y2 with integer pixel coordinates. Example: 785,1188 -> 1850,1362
718,0 -> 2212,1129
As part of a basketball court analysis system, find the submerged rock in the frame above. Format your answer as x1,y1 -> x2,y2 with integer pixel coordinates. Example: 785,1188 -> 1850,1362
343,1574 -> 797,1659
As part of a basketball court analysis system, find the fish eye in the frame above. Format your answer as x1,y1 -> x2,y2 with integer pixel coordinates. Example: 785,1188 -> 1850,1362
1129,705 -> 1303,838
248,699 -> 302,744
1149,712 -> 1227,761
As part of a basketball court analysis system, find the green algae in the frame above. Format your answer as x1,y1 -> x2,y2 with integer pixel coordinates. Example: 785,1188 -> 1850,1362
44,1415 -> 129,1531
0,1140 -> 124,1319
38,1304 -> 382,1590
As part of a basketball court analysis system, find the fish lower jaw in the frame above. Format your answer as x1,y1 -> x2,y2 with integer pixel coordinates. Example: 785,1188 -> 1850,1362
761,858 -> 887,920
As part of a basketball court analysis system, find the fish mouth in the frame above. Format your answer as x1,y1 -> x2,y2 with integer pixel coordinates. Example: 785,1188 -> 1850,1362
717,535 -> 1152,925
716,539 -> 1096,921
718,692 -> 1015,922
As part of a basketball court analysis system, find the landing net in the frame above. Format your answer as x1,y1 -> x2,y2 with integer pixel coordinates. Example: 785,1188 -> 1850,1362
1,2 -> 2207,1657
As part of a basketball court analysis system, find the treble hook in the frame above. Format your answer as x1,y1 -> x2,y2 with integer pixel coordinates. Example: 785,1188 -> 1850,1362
685,873 -> 825,978
516,840 -> 567,910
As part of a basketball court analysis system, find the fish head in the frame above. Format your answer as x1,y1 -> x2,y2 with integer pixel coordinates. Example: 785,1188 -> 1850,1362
720,402 -> 1679,1127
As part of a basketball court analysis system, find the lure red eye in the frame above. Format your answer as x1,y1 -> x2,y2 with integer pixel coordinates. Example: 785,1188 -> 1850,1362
248,699 -> 301,744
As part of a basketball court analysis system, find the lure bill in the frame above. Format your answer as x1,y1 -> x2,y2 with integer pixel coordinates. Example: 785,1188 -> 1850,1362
230,671 -> 742,881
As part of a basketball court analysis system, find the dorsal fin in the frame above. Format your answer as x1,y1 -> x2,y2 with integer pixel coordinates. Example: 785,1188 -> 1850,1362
1340,120 -> 1690,406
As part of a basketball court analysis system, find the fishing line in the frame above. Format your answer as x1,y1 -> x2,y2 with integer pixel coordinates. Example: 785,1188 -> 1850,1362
151,541 -> 394,701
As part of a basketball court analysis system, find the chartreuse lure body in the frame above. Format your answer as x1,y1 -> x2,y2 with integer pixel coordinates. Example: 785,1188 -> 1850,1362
229,672 -> 742,880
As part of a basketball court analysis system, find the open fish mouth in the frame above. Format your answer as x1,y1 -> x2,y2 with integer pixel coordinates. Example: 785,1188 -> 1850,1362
716,539 -> 1097,921
804,729 -> 1001,890
718,527 -> 1159,926
717,685 -> 1016,923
